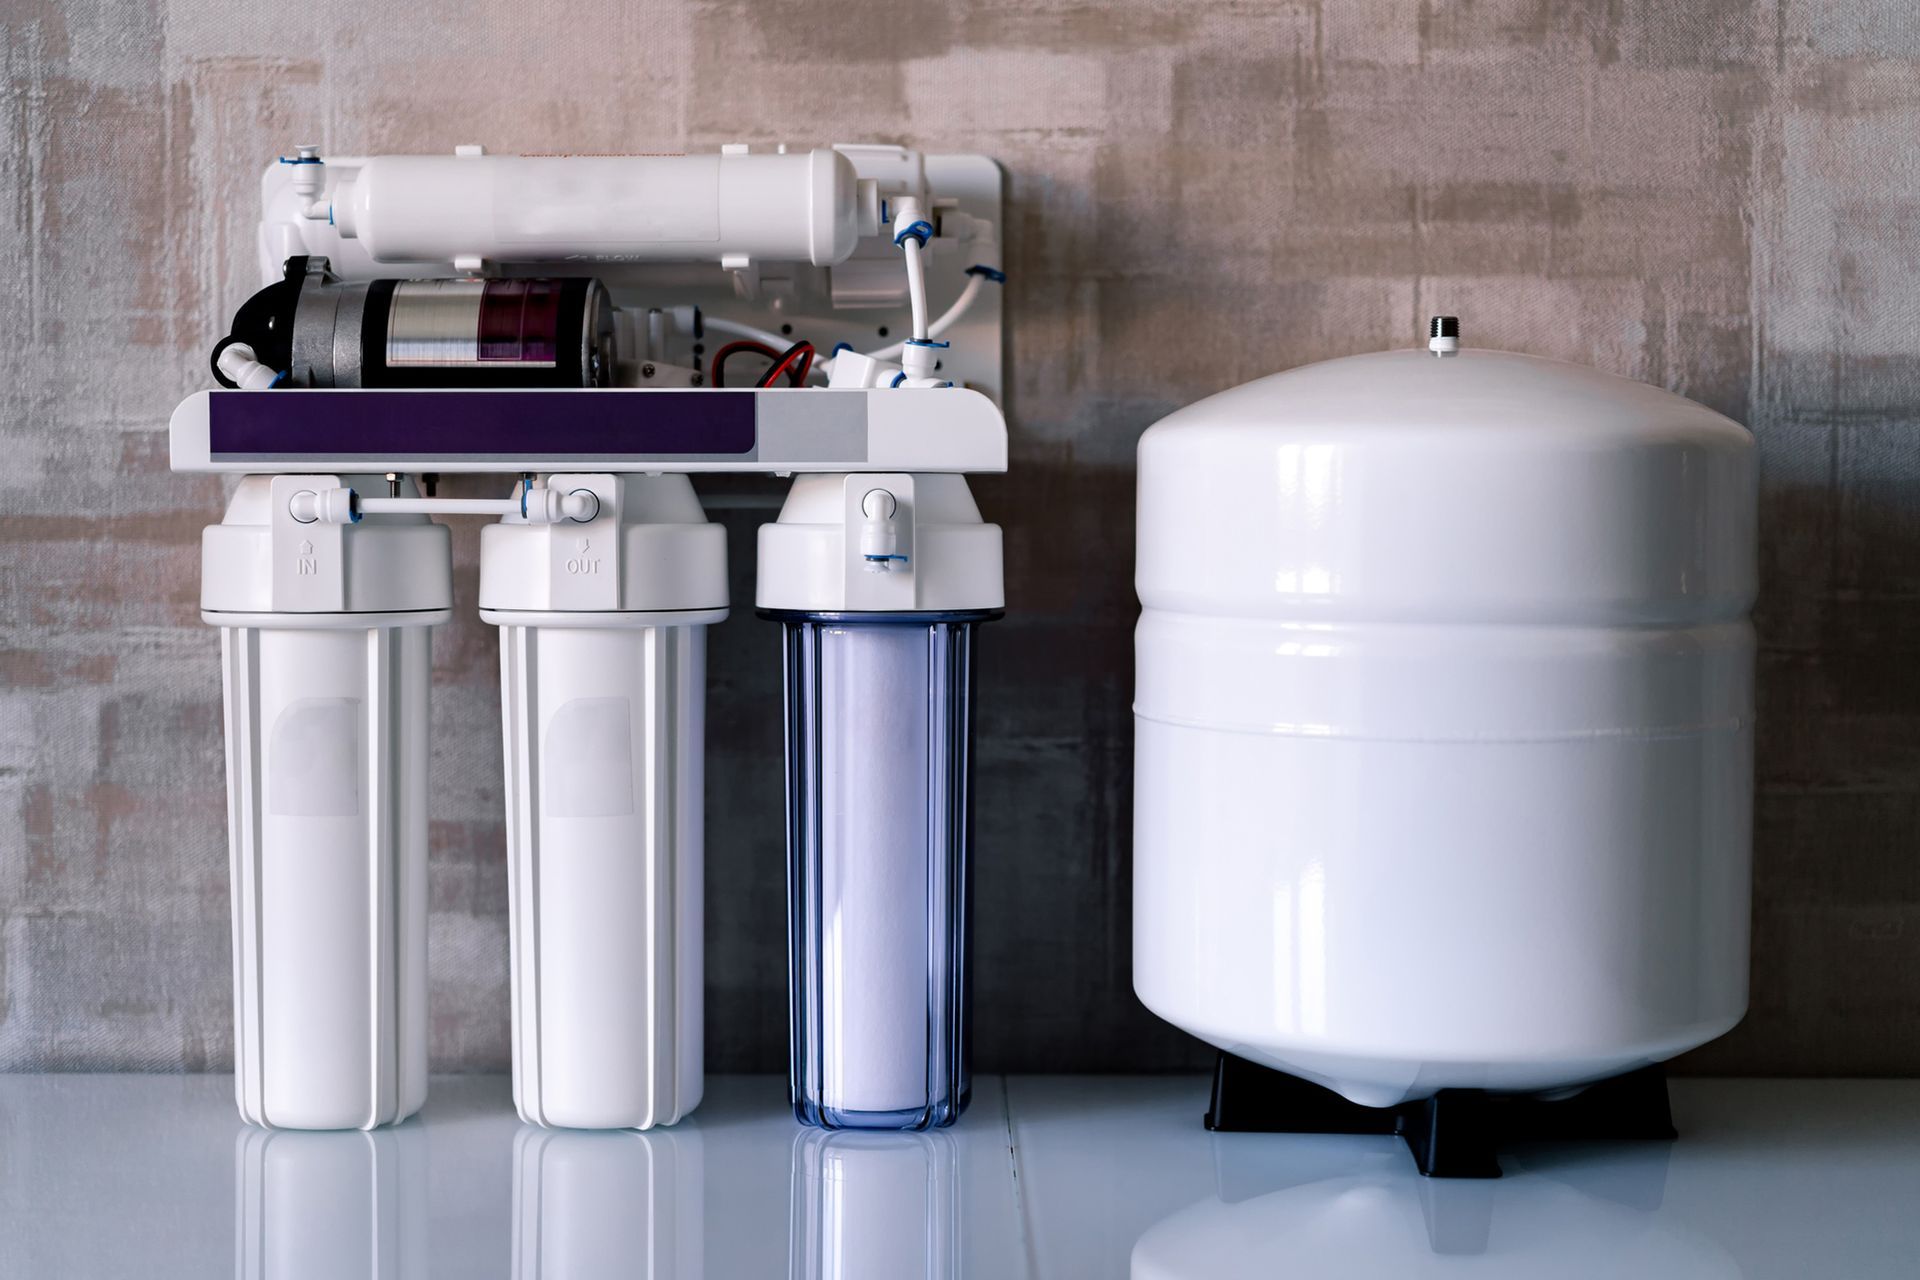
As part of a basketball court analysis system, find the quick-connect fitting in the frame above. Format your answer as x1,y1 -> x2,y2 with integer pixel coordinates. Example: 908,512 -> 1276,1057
891,196 -> 933,247
900,337 -> 949,382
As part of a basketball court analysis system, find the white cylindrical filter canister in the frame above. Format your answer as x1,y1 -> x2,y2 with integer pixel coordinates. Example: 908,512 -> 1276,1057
512,1127 -> 704,1279
481,473 -> 727,1130
758,474 -> 1004,1131
329,149 -> 869,267
1132,321 -> 1757,1108
204,474 -> 450,1130
789,1130 -> 960,1280
236,1126 -> 428,1280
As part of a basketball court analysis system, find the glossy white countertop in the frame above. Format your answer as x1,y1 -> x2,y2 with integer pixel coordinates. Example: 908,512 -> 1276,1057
2,1074 -> 1917,1277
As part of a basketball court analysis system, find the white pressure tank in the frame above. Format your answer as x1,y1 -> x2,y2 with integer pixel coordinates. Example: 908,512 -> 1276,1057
1132,319 -> 1757,1108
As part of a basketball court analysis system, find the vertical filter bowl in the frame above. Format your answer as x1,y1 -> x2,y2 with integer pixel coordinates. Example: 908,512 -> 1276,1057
481,473 -> 727,1130
203,476 -> 451,1129
778,614 -> 984,1129
757,471 -> 1005,1132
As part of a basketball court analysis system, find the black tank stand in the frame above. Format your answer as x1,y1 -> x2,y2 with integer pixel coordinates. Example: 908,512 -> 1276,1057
1202,1052 -> 1677,1178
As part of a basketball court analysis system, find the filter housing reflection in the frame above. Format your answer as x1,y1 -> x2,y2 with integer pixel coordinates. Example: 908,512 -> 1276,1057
788,1128 -> 961,1280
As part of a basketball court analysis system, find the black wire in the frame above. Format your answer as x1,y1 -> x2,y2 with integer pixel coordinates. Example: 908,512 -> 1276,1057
711,339 -> 781,388
756,341 -> 815,388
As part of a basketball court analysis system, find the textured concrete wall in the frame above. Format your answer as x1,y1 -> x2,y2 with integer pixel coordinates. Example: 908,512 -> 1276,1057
2,1 -> 1916,1074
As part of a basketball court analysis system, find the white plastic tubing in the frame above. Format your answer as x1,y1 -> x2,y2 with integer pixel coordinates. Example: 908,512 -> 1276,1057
701,211 -> 1000,375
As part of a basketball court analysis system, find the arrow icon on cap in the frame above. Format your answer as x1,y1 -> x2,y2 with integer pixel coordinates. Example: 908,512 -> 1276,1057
298,539 -> 314,555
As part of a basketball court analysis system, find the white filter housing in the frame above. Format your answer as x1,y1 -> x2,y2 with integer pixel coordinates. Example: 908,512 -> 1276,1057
1133,342 -> 1758,1108
481,474 -> 726,1129
205,476 -> 451,1129
329,149 -> 867,267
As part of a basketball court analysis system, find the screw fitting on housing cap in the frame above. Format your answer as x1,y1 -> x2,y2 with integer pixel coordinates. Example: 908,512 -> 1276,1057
1428,315 -> 1460,357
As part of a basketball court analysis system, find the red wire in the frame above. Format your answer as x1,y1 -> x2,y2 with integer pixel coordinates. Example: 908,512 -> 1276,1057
711,339 -> 781,388
757,341 -> 815,388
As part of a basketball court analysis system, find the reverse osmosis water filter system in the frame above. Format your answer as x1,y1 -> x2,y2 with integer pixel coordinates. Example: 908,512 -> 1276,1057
173,141 -> 1005,1132
173,138 -> 1757,1181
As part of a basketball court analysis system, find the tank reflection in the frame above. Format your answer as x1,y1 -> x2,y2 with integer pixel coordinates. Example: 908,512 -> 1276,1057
512,1126 -> 703,1278
789,1129 -> 960,1280
235,1125 -> 428,1280
1131,1138 -> 1740,1279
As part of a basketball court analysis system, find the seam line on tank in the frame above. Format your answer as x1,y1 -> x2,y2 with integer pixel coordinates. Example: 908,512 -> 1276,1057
1131,709 -> 1749,743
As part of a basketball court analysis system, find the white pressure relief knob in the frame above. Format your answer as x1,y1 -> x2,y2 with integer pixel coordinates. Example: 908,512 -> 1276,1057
859,488 -> 903,573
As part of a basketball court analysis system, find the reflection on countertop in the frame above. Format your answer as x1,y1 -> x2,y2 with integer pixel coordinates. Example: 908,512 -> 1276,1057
3,1074 -> 1920,1277
1132,1138 -> 1737,1278
238,1126 -> 430,1279
513,1126 -> 704,1277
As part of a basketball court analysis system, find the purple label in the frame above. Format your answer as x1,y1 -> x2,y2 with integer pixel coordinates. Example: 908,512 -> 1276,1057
208,390 -> 756,458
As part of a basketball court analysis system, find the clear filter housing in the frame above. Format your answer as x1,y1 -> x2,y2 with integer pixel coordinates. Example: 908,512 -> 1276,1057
757,473 -> 1005,1132
778,612 -> 985,1130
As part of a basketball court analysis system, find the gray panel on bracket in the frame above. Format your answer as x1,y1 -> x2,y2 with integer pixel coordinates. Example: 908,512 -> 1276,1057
756,393 -> 868,465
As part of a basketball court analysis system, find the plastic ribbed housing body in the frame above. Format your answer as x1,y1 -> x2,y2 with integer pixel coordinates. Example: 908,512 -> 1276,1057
495,623 -> 707,1129
205,477 -> 450,1130
1132,348 -> 1759,1108
481,474 -> 725,1129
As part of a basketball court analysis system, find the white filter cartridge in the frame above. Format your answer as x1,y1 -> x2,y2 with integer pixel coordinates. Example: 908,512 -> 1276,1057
819,627 -> 932,1115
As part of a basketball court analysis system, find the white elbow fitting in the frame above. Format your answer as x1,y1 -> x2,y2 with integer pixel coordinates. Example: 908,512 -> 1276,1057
287,486 -> 357,525
534,486 -> 601,524
282,144 -> 330,221
859,488 -> 903,573
216,342 -> 281,390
